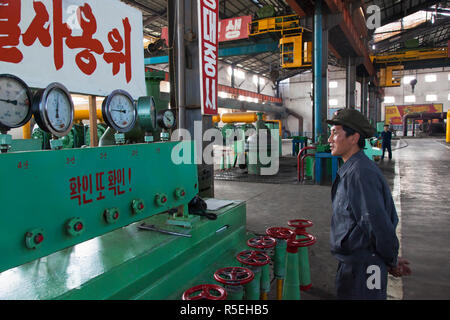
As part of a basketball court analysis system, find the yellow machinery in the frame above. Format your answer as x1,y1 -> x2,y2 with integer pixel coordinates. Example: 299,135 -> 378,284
280,34 -> 312,68
249,14 -> 312,69
378,65 -> 403,87
371,47 -> 448,87
371,47 -> 448,64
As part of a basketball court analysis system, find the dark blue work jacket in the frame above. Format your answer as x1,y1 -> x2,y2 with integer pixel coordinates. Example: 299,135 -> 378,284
330,150 -> 399,268
381,131 -> 392,147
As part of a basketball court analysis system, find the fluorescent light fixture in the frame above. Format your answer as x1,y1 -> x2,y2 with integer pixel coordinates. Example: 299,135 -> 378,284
404,95 -> 415,103
403,75 -> 416,85
329,81 -> 338,88
425,74 -> 436,82
383,96 -> 395,104
426,94 -> 437,102
329,99 -> 338,106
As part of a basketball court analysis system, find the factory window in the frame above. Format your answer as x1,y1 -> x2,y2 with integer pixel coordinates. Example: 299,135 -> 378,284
329,81 -> 338,88
218,91 -> 229,99
227,67 -> 246,79
253,75 -> 265,86
403,75 -> 416,85
404,95 -> 416,103
425,74 -> 437,82
383,96 -> 395,104
329,99 -> 338,106
426,94 -> 437,102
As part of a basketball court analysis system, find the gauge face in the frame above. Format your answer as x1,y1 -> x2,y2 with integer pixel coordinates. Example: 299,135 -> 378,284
157,109 -> 176,130
102,90 -> 136,133
0,74 -> 32,131
45,88 -> 73,133
32,82 -> 74,137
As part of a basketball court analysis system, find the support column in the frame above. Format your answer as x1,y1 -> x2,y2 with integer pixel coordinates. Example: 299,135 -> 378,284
361,76 -> 368,117
368,85 -> 376,125
313,0 -> 327,143
171,0 -> 214,197
346,57 -> 356,109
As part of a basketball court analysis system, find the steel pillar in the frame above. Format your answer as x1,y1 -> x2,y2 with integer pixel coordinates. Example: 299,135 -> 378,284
361,76 -> 368,117
313,0 -> 326,143
346,56 -> 356,109
170,0 -> 213,197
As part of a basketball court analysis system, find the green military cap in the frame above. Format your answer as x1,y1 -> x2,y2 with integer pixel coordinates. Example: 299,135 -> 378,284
326,108 -> 376,138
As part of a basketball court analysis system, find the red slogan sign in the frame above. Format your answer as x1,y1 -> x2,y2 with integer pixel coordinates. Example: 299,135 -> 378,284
69,168 -> 132,206
198,0 -> 219,115
0,0 -> 145,99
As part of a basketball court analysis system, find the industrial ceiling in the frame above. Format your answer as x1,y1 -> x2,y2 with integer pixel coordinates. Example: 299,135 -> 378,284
120,0 -> 449,82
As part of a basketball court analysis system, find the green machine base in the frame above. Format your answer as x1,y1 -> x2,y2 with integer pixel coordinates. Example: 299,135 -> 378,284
0,201 -> 250,300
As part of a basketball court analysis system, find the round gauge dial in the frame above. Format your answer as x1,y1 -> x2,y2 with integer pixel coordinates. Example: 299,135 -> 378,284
157,109 -> 176,130
102,90 -> 137,133
0,74 -> 33,131
32,82 -> 74,137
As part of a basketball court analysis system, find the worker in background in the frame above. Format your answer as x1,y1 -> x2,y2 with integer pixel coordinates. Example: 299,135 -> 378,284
381,124 -> 393,160
327,109 -> 411,300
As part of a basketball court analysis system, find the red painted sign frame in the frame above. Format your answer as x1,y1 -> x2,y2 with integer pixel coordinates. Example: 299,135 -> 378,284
197,0 -> 219,115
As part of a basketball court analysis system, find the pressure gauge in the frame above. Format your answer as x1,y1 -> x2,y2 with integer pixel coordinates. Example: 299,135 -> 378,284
32,82 -> 74,137
102,90 -> 137,133
157,109 -> 176,130
0,74 -> 33,132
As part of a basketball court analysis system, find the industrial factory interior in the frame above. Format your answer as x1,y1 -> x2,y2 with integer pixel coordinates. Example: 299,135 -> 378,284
0,0 -> 449,307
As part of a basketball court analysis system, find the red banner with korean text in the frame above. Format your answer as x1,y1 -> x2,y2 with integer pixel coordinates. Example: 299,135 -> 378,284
161,15 -> 252,46
0,0 -> 146,99
218,16 -> 252,42
198,0 -> 219,115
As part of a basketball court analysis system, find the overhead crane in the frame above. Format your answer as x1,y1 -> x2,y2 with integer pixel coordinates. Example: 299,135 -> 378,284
371,47 -> 448,87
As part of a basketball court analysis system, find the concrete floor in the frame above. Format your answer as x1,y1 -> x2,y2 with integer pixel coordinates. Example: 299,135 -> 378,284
214,137 -> 450,300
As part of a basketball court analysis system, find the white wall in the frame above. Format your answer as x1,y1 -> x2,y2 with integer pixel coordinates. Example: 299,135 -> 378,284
217,62 -> 275,97
381,67 -> 450,119
280,66 -> 361,137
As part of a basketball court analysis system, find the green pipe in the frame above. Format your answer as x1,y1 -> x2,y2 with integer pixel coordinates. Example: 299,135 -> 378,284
297,233 -> 312,291
245,268 -> 261,300
282,250 -> 301,300
225,285 -> 244,300
299,246 -> 312,290
273,240 -> 287,278
260,264 -> 270,294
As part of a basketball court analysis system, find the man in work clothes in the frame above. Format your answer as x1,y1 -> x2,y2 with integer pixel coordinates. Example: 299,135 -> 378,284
381,125 -> 393,160
327,109 -> 411,300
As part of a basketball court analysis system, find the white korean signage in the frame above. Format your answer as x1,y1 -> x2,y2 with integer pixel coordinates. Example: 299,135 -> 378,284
0,0 -> 146,99
197,0 -> 219,115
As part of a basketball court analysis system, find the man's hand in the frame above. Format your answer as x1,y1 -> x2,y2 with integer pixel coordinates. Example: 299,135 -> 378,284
388,257 -> 412,277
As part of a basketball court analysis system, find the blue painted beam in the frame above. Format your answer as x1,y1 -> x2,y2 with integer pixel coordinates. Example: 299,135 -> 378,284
313,0 -> 323,143
144,40 -> 279,65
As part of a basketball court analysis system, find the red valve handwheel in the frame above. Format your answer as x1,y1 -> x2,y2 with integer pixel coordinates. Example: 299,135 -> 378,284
247,235 -> 276,249
182,284 -> 227,300
266,227 -> 295,240
214,267 -> 255,286
236,250 -> 270,267
288,219 -> 313,234
288,232 -> 316,248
